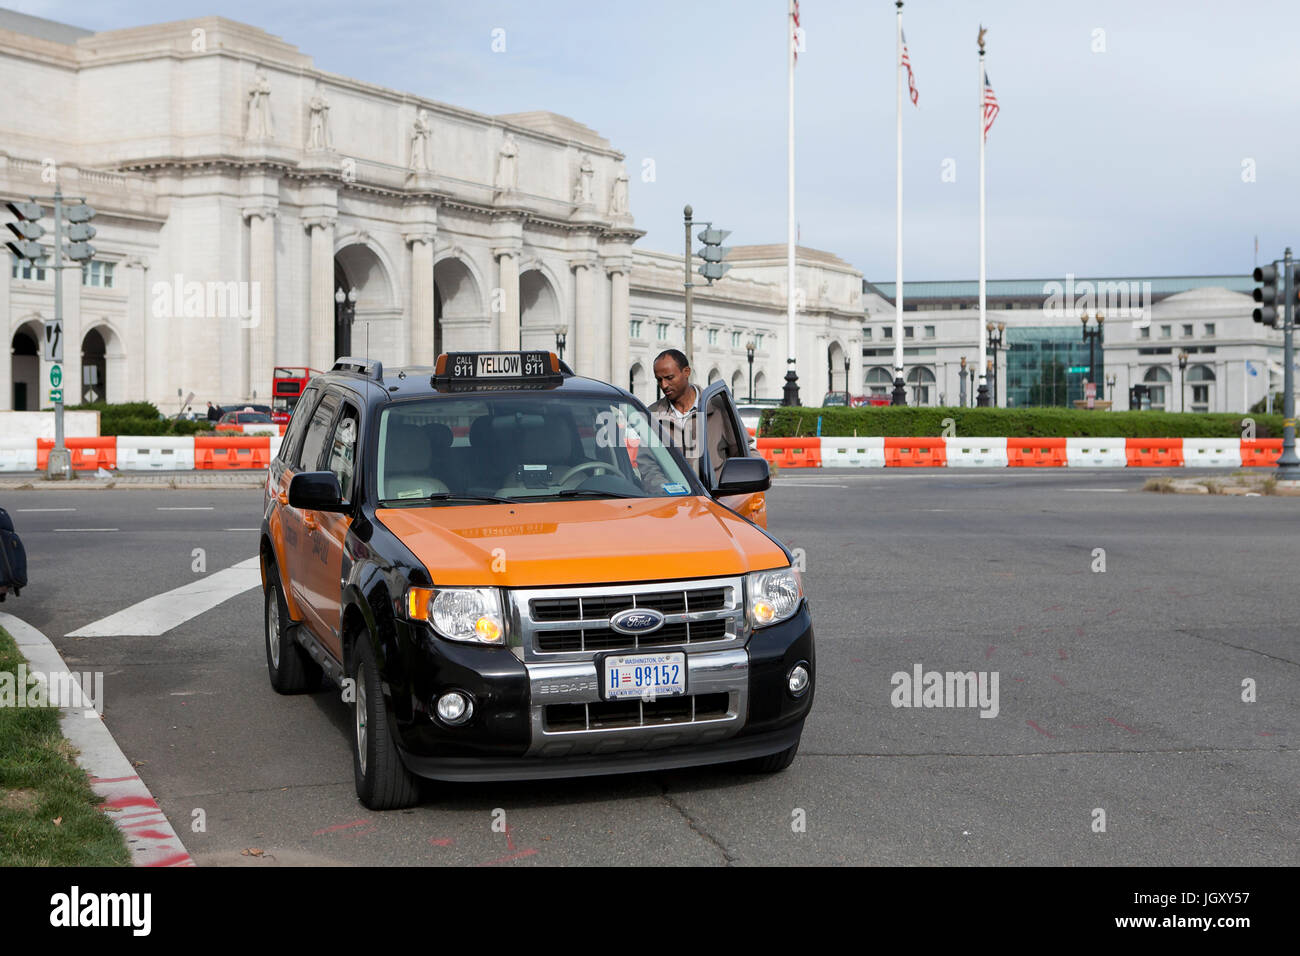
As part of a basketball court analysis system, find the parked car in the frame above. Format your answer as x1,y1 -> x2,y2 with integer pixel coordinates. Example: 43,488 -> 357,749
216,409 -> 274,433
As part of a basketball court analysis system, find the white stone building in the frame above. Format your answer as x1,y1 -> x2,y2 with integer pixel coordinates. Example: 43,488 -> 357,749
1,11 -> 641,411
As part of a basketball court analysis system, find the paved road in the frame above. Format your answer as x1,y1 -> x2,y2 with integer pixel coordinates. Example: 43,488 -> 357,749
2,469 -> 1296,865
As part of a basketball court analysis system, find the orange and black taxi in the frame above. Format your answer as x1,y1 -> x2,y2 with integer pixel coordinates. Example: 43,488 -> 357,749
260,351 -> 814,809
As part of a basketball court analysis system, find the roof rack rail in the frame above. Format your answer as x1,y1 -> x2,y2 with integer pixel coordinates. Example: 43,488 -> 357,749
331,356 -> 384,381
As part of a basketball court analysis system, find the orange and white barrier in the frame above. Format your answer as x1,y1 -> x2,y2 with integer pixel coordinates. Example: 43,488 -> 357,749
820,437 -> 886,468
945,437 -> 1008,468
117,436 -> 197,471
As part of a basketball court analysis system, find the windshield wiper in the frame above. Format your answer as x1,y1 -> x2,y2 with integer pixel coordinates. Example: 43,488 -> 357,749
546,489 -> 642,499
384,493 -> 515,505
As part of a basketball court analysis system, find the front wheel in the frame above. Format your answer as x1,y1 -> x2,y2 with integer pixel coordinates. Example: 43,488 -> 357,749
351,637 -> 422,810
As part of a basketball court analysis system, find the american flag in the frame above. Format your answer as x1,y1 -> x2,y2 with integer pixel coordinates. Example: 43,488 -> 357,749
982,70 -> 1000,140
792,1 -> 801,64
901,30 -> 919,106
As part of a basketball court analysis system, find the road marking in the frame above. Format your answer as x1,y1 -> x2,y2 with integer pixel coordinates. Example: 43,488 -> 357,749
1061,488 -> 1127,493
772,482 -> 847,488
17,508 -> 75,512
157,506 -> 215,511
66,556 -> 261,637
224,527 -> 260,531
54,528 -> 118,532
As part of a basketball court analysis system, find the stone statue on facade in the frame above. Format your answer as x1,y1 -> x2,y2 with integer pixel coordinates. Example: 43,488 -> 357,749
247,69 -> 273,140
608,167 -> 629,217
307,87 -> 331,150
495,133 -> 518,193
573,153 -> 594,206
410,110 -> 432,171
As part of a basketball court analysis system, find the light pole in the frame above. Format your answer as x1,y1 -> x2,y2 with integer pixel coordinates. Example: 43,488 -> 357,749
334,286 -> 358,358
959,356 -> 967,407
683,204 -> 694,362
844,354 -> 851,398
554,327 -> 567,363
1081,311 -> 1104,395
746,341 -> 755,403
1105,372 -> 1116,404
985,321 -> 1004,406
1177,350 -> 1189,412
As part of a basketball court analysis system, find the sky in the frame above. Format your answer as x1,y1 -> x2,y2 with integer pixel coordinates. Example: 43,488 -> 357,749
12,0 -> 1300,282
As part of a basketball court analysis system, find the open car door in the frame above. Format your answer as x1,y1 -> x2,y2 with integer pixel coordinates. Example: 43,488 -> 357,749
697,380 -> 768,528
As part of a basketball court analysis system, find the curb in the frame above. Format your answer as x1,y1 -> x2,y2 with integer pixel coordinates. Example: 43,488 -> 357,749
0,611 -> 195,867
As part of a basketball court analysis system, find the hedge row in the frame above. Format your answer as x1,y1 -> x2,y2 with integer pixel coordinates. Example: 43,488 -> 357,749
758,406 -> 1283,439
63,401 -> 209,437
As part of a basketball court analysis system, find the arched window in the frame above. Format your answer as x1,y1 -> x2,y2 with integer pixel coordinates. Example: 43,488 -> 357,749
865,366 -> 892,397
1143,366 -> 1171,411
906,366 -> 936,406
1187,364 -> 1215,412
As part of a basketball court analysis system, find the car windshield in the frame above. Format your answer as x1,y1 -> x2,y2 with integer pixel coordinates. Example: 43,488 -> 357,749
241,413 -> 272,423
376,395 -> 697,505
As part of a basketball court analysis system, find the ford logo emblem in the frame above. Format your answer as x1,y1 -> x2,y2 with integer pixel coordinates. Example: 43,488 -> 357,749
609,608 -> 665,635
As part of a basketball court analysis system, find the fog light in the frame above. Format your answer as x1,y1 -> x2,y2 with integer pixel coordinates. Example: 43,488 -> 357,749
787,663 -> 810,698
435,691 -> 474,725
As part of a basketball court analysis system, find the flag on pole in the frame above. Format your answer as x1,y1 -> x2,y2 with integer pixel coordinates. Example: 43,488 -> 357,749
792,1 -> 801,64
900,30 -> 919,105
982,70 -> 999,139
1248,361 -> 1258,377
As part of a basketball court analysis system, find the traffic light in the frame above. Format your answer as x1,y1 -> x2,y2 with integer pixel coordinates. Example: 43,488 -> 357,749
696,227 -> 731,283
5,200 -> 46,262
62,202 -> 96,261
1253,263 -> 1283,328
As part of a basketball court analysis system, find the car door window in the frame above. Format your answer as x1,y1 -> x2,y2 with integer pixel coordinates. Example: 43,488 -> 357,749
296,392 -> 341,472
697,381 -> 749,487
278,386 -> 320,466
325,404 -> 361,501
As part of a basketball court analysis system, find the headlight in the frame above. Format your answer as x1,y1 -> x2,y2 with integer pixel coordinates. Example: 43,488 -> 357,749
746,567 -> 803,628
407,587 -> 505,645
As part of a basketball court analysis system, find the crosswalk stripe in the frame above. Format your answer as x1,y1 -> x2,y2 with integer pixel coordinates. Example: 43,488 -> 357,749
66,556 -> 262,637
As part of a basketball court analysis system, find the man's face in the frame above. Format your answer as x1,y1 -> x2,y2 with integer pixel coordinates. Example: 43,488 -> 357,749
654,357 -> 690,404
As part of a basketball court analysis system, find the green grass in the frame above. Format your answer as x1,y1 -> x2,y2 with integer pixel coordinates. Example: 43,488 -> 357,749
0,628 -> 129,866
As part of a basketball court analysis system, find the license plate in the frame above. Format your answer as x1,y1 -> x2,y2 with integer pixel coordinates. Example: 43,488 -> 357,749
603,652 -> 686,700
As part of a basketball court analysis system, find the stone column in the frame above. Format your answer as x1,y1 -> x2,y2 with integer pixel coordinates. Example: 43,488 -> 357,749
606,259 -> 631,391
305,216 -> 336,372
405,232 -> 436,365
245,207 -> 278,400
572,258 -> 596,377
494,248 -> 521,351
121,257 -> 149,402
0,251 -> 11,410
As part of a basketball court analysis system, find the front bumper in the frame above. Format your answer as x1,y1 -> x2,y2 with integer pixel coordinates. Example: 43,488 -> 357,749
393,603 -> 815,782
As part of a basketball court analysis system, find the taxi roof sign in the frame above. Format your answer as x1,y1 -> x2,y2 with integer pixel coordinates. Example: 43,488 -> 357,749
433,351 -> 562,382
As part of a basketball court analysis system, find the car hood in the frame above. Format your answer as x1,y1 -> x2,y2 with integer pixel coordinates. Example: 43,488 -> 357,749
375,496 -> 789,587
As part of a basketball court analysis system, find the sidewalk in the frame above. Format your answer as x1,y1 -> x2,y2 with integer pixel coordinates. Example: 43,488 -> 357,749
0,471 -> 267,490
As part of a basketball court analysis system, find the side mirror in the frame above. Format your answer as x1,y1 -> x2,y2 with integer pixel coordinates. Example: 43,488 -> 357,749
289,471 -> 347,512
715,457 -> 770,496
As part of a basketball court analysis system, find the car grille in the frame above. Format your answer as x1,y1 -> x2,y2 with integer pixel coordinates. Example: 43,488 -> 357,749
544,693 -> 732,732
511,578 -> 744,660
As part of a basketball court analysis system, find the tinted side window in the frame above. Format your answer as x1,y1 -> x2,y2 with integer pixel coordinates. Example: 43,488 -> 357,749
297,392 -> 341,472
278,386 -> 320,467
325,404 -> 360,500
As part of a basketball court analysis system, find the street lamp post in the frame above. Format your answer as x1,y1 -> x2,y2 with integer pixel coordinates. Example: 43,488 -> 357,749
1178,350 -> 1189,413
844,354 -> 851,398
334,286 -> 358,358
1106,372 -> 1117,403
746,341 -> 755,403
985,321 -> 1004,406
554,327 -> 567,363
1081,311 -> 1104,398
959,356 -> 967,407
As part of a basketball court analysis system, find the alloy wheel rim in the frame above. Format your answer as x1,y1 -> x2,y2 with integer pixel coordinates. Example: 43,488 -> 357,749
356,665 -> 368,775
267,590 -> 280,669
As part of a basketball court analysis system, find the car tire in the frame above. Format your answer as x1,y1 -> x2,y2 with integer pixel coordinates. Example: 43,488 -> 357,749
264,571 -> 321,694
351,636 -> 422,810
738,736 -> 800,774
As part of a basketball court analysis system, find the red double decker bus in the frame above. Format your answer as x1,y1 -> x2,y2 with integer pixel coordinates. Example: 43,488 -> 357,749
271,367 -> 322,424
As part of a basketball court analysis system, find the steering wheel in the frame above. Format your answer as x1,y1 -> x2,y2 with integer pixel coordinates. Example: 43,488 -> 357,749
557,460 -> 617,485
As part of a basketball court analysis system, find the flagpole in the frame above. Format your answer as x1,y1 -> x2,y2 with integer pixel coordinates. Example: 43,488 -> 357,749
976,29 -> 990,406
892,1 -> 906,405
783,0 -> 801,406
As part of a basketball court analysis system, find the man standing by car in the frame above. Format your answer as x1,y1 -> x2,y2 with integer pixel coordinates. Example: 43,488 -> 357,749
647,349 -> 738,483
206,401 -> 222,424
